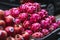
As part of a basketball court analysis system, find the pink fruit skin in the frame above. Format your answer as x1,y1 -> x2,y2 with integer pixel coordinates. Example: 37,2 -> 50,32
27,6 -> 37,14
33,3 -> 41,11
41,9 -> 46,12
0,10 -> 4,20
52,23 -> 58,29
19,13 -> 28,22
38,11 -> 44,19
57,20 -> 60,26
42,29 -> 49,35
5,26 -> 14,36
4,10 -> 11,16
25,30 -> 33,35
23,20 -> 30,29
0,30 -> 7,39
49,25 -> 55,31
30,14 -> 41,23
19,3 -> 40,14
32,32 -> 44,38
48,16 -> 56,23
5,15 -> 14,26
45,18 -> 52,24
0,20 -> 5,27
6,37 -> 15,40
41,9 -> 48,16
25,2 -> 33,6
0,3 -> 58,40
19,4 -> 27,13
22,32 -> 30,40
49,23 -> 58,31
14,25 -> 24,34
38,11 -> 48,19
41,9 -> 48,15
15,34 -> 24,40
31,23 -> 41,32
14,18 -> 21,24
41,20 -> 50,29
10,8 -> 20,18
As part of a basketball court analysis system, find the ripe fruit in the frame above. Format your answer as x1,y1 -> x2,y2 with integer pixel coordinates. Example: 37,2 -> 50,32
38,11 -> 46,19
4,10 -> 11,16
0,10 -> 4,19
45,18 -> 52,24
25,30 -> 33,35
48,16 -> 56,23
42,29 -> 49,35
27,6 -> 37,14
41,20 -> 50,29
10,8 -> 20,18
49,25 -> 55,31
0,20 -> 5,27
14,25 -> 24,34
30,14 -> 41,23
5,26 -> 14,36
19,4 -> 27,13
6,36 -> 15,40
0,2 -> 59,40
15,34 -> 24,40
25,2 -> 33,6
14,18 -> 21,24
19,13 -> 28,21
22,32 -> 30,40
32,32 -> 44,38
52,23 -> 58,28
41,9 -> 48,16
31,23 -> 41,32
33,3 -> 41,11
5,15 -> 14,26
0,30 -> 7,39
49,23 -> 58,31
23,20 -> 30,29
57,20 -> 60,26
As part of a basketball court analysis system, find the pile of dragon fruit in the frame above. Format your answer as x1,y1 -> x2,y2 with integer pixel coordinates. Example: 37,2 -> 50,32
0,2 -> 60,40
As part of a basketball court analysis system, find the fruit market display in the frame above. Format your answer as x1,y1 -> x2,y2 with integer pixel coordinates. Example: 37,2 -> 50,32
0,2 -> 60,40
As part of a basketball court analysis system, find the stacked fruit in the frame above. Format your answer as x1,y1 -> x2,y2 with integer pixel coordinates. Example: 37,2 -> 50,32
0,2 -> 60,40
